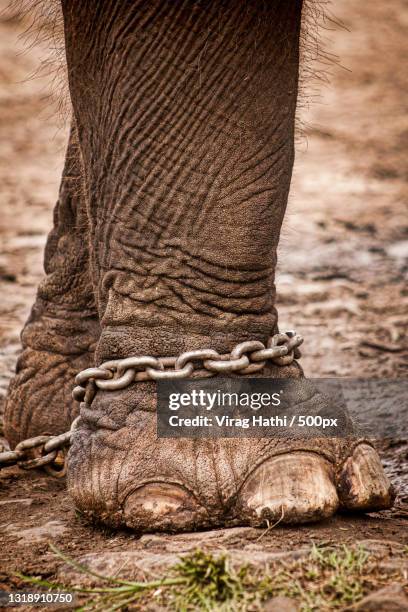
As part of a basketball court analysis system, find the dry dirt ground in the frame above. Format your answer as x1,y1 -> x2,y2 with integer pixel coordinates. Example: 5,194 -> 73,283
0,1 -> 407,609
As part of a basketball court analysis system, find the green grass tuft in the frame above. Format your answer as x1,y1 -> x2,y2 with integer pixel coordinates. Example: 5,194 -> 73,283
15,541 -> 407,611
170,550 -> 245,610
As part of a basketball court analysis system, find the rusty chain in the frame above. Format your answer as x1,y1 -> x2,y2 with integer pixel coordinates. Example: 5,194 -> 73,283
0,331 -> 302,476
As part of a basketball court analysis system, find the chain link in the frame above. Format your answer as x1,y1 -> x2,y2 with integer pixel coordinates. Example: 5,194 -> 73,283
0,416 -> 80,476
0,331 -> 302,477
72,331 -> 303,403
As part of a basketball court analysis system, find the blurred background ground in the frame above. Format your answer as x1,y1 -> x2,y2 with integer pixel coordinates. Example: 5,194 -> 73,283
0,0 -> 407,607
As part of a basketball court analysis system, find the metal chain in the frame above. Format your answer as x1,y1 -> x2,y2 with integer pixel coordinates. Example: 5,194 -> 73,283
0,331 -> 302,477
0,416 -> 80,476
72,331 -> 303,403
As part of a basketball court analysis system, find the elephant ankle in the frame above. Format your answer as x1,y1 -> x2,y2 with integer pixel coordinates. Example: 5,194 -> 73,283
94,316 -> 279,363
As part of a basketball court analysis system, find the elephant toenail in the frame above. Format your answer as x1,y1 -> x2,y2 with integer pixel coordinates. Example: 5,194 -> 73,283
122,483 -> 206,531
337,444 -> 395,511
238,452 -> 339,525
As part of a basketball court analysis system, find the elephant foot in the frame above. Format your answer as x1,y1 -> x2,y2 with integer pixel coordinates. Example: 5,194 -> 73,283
67,381 -> 395,532
5,344 -> 97,447
4,303 -> 99,446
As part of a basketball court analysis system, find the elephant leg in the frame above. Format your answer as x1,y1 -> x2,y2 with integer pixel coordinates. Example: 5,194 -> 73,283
4,124 -> 100,447
59,0 -> 394,529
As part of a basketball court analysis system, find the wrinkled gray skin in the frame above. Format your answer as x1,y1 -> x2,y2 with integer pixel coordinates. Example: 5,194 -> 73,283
5,0 -> 394,532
